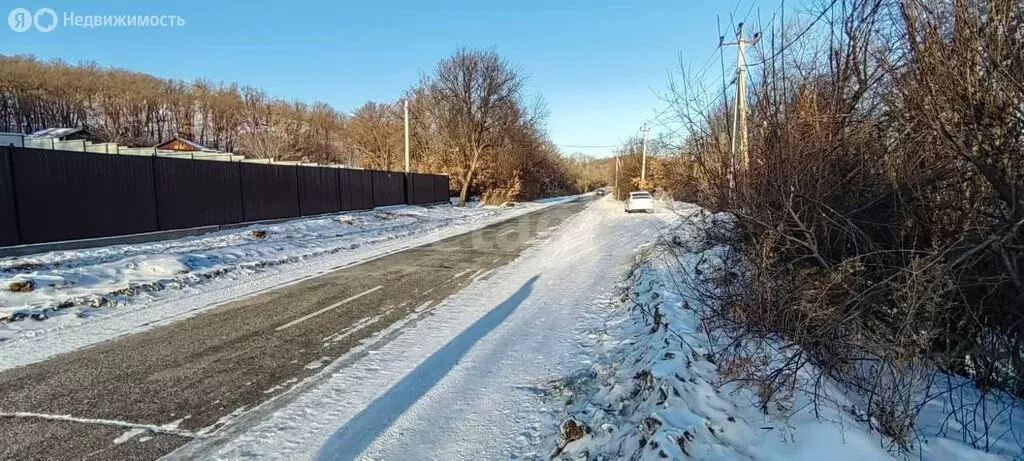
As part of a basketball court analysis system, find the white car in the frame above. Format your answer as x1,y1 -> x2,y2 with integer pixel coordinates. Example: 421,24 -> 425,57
625,191 -> 654,213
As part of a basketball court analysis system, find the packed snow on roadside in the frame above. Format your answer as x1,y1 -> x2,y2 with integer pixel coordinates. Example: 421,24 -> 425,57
537,204 -> 1023,461
169,195 -> 674,460
0,206 -> 511,326
0,198 -> 578,366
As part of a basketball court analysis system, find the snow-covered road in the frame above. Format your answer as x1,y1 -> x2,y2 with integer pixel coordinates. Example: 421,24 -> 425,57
176,197 -> 678,460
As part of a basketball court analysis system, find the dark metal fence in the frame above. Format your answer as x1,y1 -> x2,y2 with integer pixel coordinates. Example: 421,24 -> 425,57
12,147 -> 159,244
434,175 -> 451,205
342,169 -> 374,211
239,162 -> 300,222
154,157 -> 244,230
0,146 -> 451,248
297,166 -> 341,217
372,170 -> 405,207
0,147 -> 20,246
407,173 -> 448,205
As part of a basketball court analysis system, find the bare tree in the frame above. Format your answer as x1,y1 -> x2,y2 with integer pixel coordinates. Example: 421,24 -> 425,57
424,49 -> 525,206
346,101 -> 403,170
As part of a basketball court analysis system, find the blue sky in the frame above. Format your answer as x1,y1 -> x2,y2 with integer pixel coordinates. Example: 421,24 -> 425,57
2,0 -> 782,158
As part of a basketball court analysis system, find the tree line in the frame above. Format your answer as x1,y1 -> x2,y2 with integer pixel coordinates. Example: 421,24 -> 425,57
0,50 -> 607,205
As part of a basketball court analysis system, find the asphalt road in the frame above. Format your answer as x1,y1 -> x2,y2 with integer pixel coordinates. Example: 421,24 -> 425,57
0,198 -> 592,460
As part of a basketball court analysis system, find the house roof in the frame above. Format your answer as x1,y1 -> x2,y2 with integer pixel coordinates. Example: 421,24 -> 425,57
155,137 -> 219,152
26,127 -> 84,139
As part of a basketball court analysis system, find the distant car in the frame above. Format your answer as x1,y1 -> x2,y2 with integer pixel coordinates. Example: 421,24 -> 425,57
625,191 -> 654,213
595,189 -> 607,196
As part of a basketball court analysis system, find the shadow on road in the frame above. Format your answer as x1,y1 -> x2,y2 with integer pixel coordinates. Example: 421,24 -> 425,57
314,275 -> 540,460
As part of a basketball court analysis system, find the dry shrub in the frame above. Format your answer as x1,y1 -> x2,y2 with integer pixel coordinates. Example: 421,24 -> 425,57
480,176 -> 522,205
6,279 -> 34,293
664,0 -> 1023,450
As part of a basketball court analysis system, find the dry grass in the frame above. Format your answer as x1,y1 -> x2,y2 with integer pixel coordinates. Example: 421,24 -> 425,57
6,279 -> 34,293
658,0 -> 1024,449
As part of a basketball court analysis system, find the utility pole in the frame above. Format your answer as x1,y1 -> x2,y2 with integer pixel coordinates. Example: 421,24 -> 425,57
640,123 -> 650,185
722,23 -> 760,179
614,154 -> 620,199
403,99 -> 410,173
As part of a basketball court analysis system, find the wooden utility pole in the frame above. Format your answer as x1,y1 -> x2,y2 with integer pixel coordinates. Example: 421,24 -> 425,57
640,123 -> 650,184
403,99 -> 410,172
722,23 -> 760,177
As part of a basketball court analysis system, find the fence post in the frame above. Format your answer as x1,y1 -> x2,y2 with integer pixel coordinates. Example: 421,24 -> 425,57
335,167 -> 344,214
295,165 -> 303,217
237,160 -> 247,222
150,156 -> 162,230
375,171 -> 381,207
404,173 -> 411,205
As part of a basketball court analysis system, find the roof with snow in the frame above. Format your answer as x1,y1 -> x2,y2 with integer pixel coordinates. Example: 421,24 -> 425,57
154,137 -> 220,152
26,127 -> 84,139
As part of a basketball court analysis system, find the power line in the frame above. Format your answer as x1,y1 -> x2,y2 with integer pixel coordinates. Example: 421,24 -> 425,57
594,0 -> 804,158
686,47 -> 724,86
738,1 -> 758,32
647,105 -> 676,126
727,0 -> 744,31
654,76 -> 736,143
562,3 -> 756,156
748,0 -> 841,67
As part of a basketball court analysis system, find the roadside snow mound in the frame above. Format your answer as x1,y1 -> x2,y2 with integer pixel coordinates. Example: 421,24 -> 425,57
0,203 -> 544,335
543,208 -> 1020,460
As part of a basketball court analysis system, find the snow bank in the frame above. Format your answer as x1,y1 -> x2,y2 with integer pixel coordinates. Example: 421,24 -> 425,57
542,204 -> 1023,460
0,206 -> 498,323
0,200 -> 563,366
